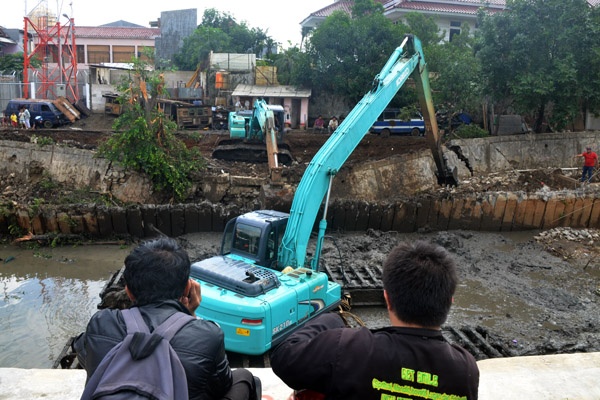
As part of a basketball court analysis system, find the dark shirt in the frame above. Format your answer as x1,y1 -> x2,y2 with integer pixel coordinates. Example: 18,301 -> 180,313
73,300 -> 233,400
270,313 -> 479,400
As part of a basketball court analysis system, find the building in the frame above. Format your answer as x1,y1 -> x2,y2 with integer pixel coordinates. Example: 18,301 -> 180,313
301,0 -> 506,42
54,24 -> 159,71
302,0 -> 600,42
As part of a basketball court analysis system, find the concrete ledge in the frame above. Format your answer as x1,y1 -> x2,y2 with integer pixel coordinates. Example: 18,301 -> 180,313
1,353 -> 599,399
478,352 -> 600,399
0,367 -> 293,400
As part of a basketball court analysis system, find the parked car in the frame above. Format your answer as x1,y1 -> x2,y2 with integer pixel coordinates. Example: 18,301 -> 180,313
4,99 -> 68,128
369,108 -> 425,137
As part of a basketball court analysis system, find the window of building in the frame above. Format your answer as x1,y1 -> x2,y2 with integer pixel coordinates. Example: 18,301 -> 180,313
112,45 -> 135,63
87,45 -> 110,64
449,21 -> 461,41
76,45 -> 85,64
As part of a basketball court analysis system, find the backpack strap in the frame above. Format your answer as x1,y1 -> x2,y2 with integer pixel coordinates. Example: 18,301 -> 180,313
154,312 -> 196,341
122,307 -> 195,341
121,307 -> 150,335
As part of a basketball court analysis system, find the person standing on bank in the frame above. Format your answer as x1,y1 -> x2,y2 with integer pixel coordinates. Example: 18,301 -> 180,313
270,240 -> 479,400
74,237 -> 260,400
574,146 -> 598,184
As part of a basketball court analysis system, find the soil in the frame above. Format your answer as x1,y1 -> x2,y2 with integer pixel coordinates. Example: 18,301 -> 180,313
2,112 -> 599,359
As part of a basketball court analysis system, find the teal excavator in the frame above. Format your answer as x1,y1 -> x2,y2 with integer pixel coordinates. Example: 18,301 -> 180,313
212,100 -> 293,181
190,35 -> 458,355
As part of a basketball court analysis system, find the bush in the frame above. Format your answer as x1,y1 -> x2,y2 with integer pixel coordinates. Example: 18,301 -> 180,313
452,124 -> 488,139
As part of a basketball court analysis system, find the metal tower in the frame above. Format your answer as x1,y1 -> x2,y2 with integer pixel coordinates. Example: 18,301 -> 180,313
23,14 -> 78,102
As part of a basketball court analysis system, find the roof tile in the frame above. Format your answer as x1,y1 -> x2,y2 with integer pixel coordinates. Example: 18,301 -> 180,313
74,26 -> 160,40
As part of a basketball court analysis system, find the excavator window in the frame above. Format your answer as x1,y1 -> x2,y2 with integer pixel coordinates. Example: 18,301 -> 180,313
233,224 -> 261,257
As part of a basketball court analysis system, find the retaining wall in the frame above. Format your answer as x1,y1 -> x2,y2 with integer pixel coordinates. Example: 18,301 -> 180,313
449,131 -> 600,173
2,191 -> 598,238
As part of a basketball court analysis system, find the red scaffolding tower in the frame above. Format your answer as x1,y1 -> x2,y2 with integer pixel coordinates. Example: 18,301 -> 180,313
23,15 -> 79,102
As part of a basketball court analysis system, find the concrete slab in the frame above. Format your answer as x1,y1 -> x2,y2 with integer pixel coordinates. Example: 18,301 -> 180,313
0,368 -> 293,400
478,352 -> 600,400
1,353 -> 599,399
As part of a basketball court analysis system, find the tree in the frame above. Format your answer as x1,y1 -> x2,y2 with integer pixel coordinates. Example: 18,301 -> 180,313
425,24 -> 482,115
476,0 -> 600,132
99,51 -> 204,201
173,8 -> 274,71
0,52 -> 41,74
304,0 -> 408,104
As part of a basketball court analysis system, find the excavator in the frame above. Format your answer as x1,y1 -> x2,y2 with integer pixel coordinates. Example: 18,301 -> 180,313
212,99 -> 293,180
190,35 -> 458,355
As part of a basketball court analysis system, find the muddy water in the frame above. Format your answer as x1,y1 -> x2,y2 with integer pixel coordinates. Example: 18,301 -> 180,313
1,230 -> 598,368
0,244 -> 131,368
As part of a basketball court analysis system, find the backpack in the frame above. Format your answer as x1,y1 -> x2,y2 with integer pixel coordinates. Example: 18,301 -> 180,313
80,307 -> 195,400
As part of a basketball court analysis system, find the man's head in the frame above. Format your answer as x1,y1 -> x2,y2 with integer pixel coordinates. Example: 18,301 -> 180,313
124,237 -> 190,305
382,240 -> 457,328
587,147 -> 592,152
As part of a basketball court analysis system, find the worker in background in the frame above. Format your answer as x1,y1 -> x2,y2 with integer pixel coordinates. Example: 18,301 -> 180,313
270,240 -> 479,400
313,115 -> 325,133
574,146 -> 598,184
327,116 -> 338,134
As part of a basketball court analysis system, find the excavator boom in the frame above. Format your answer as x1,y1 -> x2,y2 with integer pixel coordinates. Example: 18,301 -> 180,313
279,35 -> 457,269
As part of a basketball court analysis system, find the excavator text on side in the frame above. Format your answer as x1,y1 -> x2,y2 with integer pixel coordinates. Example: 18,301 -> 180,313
190,35 -> 458,355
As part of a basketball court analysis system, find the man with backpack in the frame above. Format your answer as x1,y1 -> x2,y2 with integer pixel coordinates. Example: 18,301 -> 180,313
74,237 -> 260,400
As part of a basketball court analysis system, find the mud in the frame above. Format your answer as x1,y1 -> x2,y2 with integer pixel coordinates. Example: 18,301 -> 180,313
1,114 -> 599,360
180,228 -> 600,359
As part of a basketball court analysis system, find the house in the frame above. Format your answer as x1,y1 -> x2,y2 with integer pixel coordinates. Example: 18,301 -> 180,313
0,27 -> 28,55
301,0 -> 506,42
49,24 -> 159,71
302,0 -> 600,42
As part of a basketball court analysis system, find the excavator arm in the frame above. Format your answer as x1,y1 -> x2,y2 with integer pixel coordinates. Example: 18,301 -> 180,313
279,35 -> 457,270
247,99 -> 282,172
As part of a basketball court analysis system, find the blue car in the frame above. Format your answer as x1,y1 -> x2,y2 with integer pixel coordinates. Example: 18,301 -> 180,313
370,109 -> 425,137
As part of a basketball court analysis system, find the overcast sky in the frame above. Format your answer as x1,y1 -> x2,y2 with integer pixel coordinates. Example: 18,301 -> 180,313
1,0 -> 333,48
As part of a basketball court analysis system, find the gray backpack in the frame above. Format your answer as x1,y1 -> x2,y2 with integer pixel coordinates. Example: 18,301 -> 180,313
80,307 -> 194,400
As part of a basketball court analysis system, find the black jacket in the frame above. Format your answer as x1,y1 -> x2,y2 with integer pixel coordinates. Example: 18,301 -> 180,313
270,313 -> 479,400
73,300 -> 232,400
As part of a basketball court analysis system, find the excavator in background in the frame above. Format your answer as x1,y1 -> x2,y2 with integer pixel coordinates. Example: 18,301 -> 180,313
190,35 -> 458,356
212,99 -> 293,180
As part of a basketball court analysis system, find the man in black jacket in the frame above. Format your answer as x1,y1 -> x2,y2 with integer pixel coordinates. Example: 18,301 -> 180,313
270,240 -> 479,400
74,237 -> 259,400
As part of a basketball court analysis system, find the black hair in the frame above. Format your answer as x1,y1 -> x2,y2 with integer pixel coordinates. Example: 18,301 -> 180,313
382,240 -> 457,327
123,237 -> 190,305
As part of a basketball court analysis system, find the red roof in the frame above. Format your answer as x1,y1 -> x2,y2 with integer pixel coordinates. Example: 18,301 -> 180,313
307,0 -> 505,20
386,1 -> 505,16
74,26 -> 160,40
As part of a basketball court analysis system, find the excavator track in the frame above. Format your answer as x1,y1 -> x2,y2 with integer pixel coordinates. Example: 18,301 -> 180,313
212,139 -> 293,165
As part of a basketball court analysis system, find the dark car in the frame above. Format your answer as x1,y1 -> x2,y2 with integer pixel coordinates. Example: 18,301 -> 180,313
4,99 -> 68,128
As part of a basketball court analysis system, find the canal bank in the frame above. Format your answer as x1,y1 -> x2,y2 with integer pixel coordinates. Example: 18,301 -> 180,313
2,352 -> 600,399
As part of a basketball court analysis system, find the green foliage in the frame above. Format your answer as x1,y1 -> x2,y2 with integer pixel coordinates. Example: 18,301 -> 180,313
31,135 -> 55,147
476,0 -> 600,132
403,12 -> 444,48
273,46 -> 311,86
0,52 -> 25,73
173,8 -> 274,71
426,24 -> 482,114
99,52 -> 205,201
451,124 -> 488,139
304,0 -> 408,104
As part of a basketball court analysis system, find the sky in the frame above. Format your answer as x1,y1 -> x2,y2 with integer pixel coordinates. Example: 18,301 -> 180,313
1,0 -> 334,48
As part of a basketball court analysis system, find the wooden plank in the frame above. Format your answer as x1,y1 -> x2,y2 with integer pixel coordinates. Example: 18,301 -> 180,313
53,97 -> 80,122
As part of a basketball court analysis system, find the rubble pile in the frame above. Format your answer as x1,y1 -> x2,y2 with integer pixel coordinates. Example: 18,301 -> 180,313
535,227 -> 600,245
434,168 -> 599,197
534,227 -> 600,264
